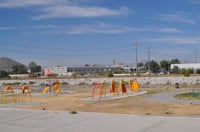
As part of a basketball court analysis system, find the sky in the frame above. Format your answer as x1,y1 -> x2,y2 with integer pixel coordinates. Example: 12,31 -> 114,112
1,0 -> 200,67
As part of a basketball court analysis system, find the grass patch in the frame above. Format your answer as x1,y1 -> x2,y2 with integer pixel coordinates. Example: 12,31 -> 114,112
175,92 -> 200,100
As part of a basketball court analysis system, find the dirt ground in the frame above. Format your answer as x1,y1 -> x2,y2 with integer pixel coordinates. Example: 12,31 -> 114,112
20,84 -> 200,116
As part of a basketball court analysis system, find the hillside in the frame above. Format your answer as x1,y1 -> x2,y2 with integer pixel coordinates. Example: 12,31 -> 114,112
0,57 -> 26,71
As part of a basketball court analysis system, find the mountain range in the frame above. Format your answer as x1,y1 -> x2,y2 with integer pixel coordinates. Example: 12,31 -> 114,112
0,57 -> 26,71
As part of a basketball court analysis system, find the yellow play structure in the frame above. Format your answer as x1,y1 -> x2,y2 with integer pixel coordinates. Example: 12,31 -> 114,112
129,79 -> 140,92
91,78 -> 140,100
41,81 -> 61,94
2,85 -> 32,104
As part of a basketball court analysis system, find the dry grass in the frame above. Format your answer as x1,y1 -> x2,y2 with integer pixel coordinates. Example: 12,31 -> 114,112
19,84 -> 200,116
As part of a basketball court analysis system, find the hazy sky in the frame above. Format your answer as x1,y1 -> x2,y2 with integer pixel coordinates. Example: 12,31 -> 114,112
1,0 -> 200,67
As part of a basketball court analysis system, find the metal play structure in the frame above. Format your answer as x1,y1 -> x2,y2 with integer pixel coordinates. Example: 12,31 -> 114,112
41,81 -> 61,94
91,79 -> 140,100
2,85 -> 32,104
92,80 -> 107,99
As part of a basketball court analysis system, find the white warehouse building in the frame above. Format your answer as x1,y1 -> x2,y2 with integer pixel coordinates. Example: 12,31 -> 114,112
171,63 -> 200,70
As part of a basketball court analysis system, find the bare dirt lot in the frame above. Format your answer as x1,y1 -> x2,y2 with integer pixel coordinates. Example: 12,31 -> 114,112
19,84 -> 200,116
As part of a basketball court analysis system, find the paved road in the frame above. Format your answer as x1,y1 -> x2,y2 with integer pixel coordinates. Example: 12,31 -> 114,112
147,90 -> 200,104
1,108 -> 200,132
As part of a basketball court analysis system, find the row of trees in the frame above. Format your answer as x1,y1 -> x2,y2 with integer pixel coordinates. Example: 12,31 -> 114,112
137,59 -> 180,73
0,61 -> 41,78
0,58 -> 195,78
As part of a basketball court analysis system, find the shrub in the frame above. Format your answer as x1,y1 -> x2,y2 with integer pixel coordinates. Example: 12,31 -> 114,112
183,69 -> 190,77
62,82 -> 69,85
107,72 -> 113,77
0,70 -> 9,78
196,69 -> 200,74
29,81 -> 36,85
69,110 -> 77,114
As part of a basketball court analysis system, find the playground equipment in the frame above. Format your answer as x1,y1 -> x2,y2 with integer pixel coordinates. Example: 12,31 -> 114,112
3,86 -> 16,104
109,79 -> 116,95
53,81 -> 61,94
41,81 -> 61,94
20,85 -> 32,104
131,79 -> 140,92
3,85 -> 32,104
92,82 -> 102,99
41,85 -> 50,94
118,79 -> 127,95
92,80 -> 107,99
91,79 -> 141,100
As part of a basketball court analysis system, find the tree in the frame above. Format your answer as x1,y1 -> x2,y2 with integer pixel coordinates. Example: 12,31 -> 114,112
11,64 -> 27,74
29,61 -> 41,77
171,66 -> 179,74
137,62 -> 144,67
196,69 -> 200,74
145,60 -> 160,73
170,58 -> 180,64
160,60 -> 170,71
113,67 -> 124,74
0,70 -> 9,78
29,61 -> 37,68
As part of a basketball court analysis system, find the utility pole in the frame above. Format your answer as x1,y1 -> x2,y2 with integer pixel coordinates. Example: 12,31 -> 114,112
135,42 -> 138,77
147,46 -> 150,74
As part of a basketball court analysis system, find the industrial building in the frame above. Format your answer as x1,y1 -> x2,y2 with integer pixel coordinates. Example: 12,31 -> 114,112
171,63 -> 200,70
44,66 -> 118,76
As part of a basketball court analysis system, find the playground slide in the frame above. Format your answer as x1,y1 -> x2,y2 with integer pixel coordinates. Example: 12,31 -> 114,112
41,82 -> 61,94
53,83 -> 61,94
41,86 -> 49,94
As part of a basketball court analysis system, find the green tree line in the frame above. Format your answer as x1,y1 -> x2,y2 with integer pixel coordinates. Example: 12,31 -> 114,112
0,61 -> 41,78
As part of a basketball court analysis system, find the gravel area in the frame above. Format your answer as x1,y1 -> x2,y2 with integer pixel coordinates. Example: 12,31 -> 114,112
1,76 -> 200,86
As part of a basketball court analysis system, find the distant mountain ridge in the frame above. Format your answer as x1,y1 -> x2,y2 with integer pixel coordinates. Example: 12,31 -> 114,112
0,57 -> 26,71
